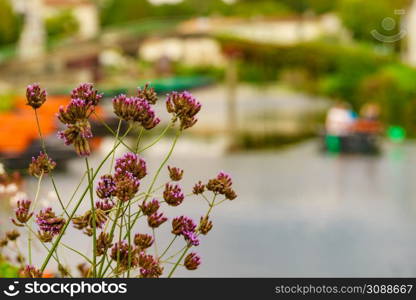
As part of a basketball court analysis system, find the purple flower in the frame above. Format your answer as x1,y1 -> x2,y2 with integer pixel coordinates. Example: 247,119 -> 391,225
147,212 -> 168,228
114,172 -> 140,202
171,216 -> 199,246
11,200 -> 33,226
113,95 -> 160,129
163,183 -> 184,206
114,153 -> 147,180
184,252 -> 201,270
96,174 -> 116,199
138,252 -> 163,278
26,83 -> 47,109
140,199 -> 160,216
207,171 -> 237,200
57,119 -> 93,156
36,207 -> 65,239
166,91 -> 201,130
137,83 -> 158,105
95,199 -> 115,212
28,152 -> 56,177
168,165 -> 183,181
71,83 -> 103,106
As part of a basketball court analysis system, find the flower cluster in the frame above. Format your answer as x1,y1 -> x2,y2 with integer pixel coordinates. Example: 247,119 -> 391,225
36,207 -> 65,242
184,252 -> 201,270
163,183 -> 184,206
11,199 -> 33,226
96,175 -> 116,200
198,216 -> 213,235
110,241 -> 138,273
70,83 -> 103,106
172,216 -> 199,246
139,199 -> 160,216
166,91 -> 201,130
21,265 -> 43,278
138,252 -> 163,278
147,211 -> 168,228
72,209 -> 108,236
96,232 -> 113,256
26,84 -> 47,109
28,152 -> 56,177
114,153 -> 147,180
168,166 -> 183,181
113,95 -> 160,129
206,171 -> 237,200
134,233 -> 154,250
137,83 -> 158,105
57,84 -> 101,156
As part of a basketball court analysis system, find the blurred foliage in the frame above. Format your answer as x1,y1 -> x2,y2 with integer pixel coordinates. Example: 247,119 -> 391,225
45,10 -> 80,40
337,0 -> 410,49
0,258 -> 19,278
217,35 -> 416,135
0,94 -> 14,112
0,0 -> 22,46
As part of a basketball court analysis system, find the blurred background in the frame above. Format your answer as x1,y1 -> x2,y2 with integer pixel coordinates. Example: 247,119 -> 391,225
1,0 -> 416,277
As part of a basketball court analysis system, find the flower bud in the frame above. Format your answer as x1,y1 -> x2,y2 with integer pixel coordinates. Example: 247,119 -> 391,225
28,152 -> 56,177
199,216 -> 213,235
21,265 -> 43,278
97,232 -> 113,256
163,183 -> 184,206
184,252 -> 201,270
26,84 -> 47,109
147,212 -> 167,228
134,233 -> 154,250
6,229 -> 20,241
12,199 -> 33,226
192,181 -> 205,194
139,199 -> 160,216
168,166 -> 183,181
137,83 -> 158,105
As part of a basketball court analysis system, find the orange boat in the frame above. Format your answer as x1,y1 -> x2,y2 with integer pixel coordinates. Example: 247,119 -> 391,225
0,96 -> 106,170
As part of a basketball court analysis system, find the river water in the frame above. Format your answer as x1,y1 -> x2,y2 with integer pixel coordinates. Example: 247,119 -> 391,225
3,138 -> 416,277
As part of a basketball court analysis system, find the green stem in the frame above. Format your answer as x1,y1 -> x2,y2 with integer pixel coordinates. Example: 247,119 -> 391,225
159,236 -> 177,259
98,201 -> 123,277
85,158 -> 97,277
40,126 -> 132,273
126,129 -> 181,238
135,127 -> 144,153
167,246 -> 190,278
109,119 -> 122,172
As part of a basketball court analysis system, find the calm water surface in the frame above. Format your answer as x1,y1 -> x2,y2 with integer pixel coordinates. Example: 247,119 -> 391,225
4,140 -> 416,277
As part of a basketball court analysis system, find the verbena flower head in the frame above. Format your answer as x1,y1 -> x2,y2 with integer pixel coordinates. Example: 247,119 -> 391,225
57,119 -> 93,156
73,209 -> 108,236
138,252 -> 163,278
168,166 -> 183,181
134,233 -> 154,250
12,199 -> 33,226
71,83 -> 103,106
137,83 -> 158,105
171,216 -> 199,246
147,211 -> 167,228
36,207 -> 65,240
114,153 -> 147,180
28,152 -> 56,177
139,199 -> 160,216
114,172 -> 140,202
96,174 -> 116,199
192,181 -> 205,195
207,171 -> 237,200
21,265 -> 43,278
57,99 -> 92,125
112,95 -> 160,129
96,232 -> 113,256
184,252 -> 201,270
163,183 -> 184,207
26,83 -> 47,109
95,199 -> 115,212
166,91 -> 201,130
110,241 -> 138,272
199,215 -> 213,235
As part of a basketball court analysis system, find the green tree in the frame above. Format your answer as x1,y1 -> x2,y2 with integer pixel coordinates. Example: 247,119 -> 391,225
0,0 -> 21,46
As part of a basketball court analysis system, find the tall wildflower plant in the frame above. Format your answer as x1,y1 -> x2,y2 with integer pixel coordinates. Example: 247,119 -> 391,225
2,83 -> 237,278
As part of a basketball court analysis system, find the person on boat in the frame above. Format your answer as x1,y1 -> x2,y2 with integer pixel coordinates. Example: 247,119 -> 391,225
325,102 -> 356,136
